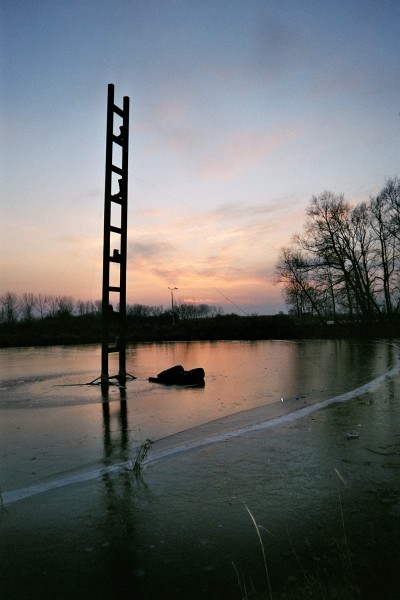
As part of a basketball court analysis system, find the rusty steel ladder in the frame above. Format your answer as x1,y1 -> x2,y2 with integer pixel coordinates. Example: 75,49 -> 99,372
99,83 -> 133,388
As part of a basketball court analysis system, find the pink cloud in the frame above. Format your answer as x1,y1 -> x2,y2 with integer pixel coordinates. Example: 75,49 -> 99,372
198,125 -> 305,181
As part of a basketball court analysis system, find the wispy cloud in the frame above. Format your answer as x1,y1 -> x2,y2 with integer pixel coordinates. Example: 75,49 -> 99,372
197,125 -> 306,181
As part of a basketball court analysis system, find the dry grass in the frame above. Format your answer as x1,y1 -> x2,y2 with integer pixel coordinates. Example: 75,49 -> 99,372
237,471 -> 364,600
128,438 -> 153,475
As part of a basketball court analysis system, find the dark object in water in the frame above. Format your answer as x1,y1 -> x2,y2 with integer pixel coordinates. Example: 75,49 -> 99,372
149,365 -> 205,387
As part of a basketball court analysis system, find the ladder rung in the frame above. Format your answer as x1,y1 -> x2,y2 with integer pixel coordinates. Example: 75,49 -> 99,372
110,225 -> 122,233
110,195 -> 122,205
112,165 -> 123,175
108,347 -> 119,353
113,104 -> 124,117
109,286 -> 120,292
112,135 -> 123,146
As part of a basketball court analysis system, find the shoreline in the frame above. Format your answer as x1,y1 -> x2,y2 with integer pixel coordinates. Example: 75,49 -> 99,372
1,313 -> 400,348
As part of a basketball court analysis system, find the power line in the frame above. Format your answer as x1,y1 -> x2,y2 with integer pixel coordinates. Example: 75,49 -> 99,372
131,196 -> 248,315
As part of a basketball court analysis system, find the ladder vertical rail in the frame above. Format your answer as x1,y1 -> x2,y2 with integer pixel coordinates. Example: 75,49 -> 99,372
118,95 -> 130,384
101,84 -> 115,386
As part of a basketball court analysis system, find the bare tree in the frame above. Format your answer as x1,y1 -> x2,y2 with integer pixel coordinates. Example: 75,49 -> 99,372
197,304 -> 211,318
298,192 -> 380,320
175,303 -> 201,320
369,194 -> 397,315
148,305 -> 164,317
209,305 -> 223,317
46,295 -> 59,316
21,292 -> 36,321
56,296 -> 75,316
76,300 -> 97,315
348,202 -> 380,318
0,291 -> 20,323
36,294 -> 48,319
276,180 -> 400,321
379,177 -> 400,242
127,303 -> 151,317
45,295 -> 74,316
275,247 -> 326,321
292,193 -> 352,318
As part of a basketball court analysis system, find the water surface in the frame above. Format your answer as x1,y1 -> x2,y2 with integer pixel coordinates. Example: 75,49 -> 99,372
1,339 -> 400,600
0,339 -> 398,493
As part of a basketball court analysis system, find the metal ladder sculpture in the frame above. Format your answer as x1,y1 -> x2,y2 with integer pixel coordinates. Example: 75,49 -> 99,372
98,83 -> 133,388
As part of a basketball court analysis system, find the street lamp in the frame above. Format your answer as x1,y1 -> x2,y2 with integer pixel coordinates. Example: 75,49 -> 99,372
168,287 -> 178,326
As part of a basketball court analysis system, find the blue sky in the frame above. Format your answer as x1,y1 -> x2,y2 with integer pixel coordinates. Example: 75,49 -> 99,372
1,0 -> 399,314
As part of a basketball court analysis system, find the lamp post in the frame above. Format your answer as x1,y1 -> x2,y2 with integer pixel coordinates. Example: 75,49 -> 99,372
168,287 -> 178,326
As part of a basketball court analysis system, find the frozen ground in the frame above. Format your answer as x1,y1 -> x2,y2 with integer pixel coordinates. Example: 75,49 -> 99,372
1,341 -> 400,599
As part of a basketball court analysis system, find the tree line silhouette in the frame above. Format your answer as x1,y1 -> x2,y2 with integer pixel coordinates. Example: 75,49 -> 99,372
275,178 -> 400,323
0,290 -> 296,347
0,291 -> 223,324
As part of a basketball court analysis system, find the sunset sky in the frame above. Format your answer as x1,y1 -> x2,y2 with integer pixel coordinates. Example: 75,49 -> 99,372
1,1 -> 399,314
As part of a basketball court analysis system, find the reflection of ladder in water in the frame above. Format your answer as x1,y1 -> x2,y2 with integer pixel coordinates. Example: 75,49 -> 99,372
100,83 -> 132,387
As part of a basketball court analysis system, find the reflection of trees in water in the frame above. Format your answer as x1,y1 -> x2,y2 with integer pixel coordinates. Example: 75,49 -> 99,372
292,340 -> 392,399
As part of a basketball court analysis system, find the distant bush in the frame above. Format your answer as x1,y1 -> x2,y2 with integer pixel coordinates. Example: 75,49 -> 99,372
1,309 -> 398,348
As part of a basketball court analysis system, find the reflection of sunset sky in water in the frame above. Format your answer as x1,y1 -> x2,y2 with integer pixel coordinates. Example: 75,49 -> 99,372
2,345 -> 400,600
1,3 -> 399,314
0,340 -> 398,496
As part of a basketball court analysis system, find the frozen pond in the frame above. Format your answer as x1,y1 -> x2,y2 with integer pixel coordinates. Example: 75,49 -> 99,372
1,339 -> 400,599
0,339 -> 399,496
